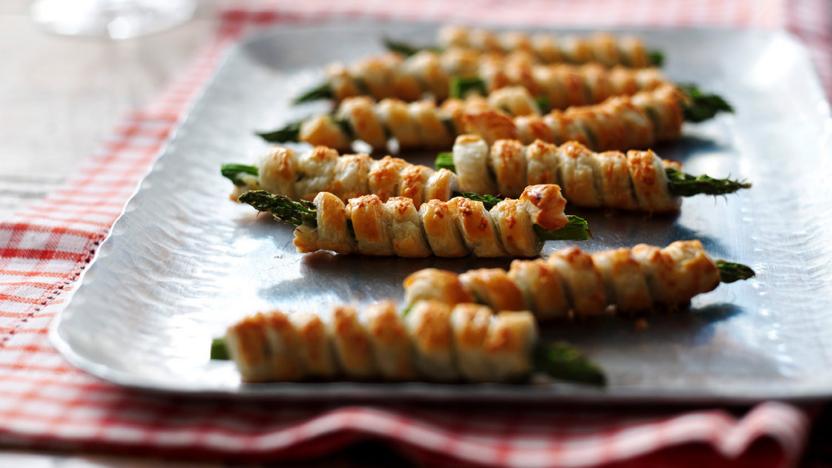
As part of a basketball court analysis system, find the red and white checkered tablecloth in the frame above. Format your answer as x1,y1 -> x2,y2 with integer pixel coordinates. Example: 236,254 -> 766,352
1,1 -> 828,466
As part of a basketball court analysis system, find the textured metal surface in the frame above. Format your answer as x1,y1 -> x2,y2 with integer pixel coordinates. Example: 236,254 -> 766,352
51,21 -> 832,402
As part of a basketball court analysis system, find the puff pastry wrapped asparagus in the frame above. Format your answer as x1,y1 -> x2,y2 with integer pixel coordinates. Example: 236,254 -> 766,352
210,300 -> 605,385
222,139 -> 749,214
404,240 -> 755,319
438,135 -> 750,212
295,49 -> 668,105
384,26 -> 661,68
263,84 -> 689,152
294,49 -> 730,121
238,184 -> 590,258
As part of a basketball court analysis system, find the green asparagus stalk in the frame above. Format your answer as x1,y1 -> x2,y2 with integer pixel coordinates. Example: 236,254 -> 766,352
665,167 -> 751,197
238,190 -> 318,228
678,84 -> 734,123
648,51 -> 665,67
292,58 -> 728,122
715,260 -> 756,283
221,163 -> 259,186
450,76 -> 489,99
434,152 -> 456,171
454,191 -> 504,209
211,338 -> 229,360
536,217 -> 591,241
209,333 -> 606,386
293,81 -> 334,104
435,152 -> 750,197
258,116 -> 355,144
238,190 -> 590,241
383,37 -> 420,56
257,120 -> 303,143
382,37 -> 442,56
534,342 -> 606,386
534,95 -> 551,113
210,338 -> 230,360
381,37 -> 665,68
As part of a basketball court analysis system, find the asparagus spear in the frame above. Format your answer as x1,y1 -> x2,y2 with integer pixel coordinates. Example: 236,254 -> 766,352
454,191 -> 503,209
221,163 -> 259,188
257,121 -> 303,143
448,77 -> 733,122
715,260 -> 756,283
270,82 -> 731,145
450,76 -> 488,100
209,259 -> 754,383
648,51 -> 665,67
211,338 -> 229,360
222,163 -> 259,187
677,83 -> 734,123
447,190 -> 591,240
293,82 -> 334,104
209,333 -> 606,386
210,338 -> 230,360
664,167 -> 751,197
222,156 -> 750,213
434,152 -> 751,197
382,37 -> 441,56
258,116 -> 353,144
238,190 -> 591,241
534,342 -> 606,386
292,44 -> 726,119
225,173 -> 591,241
536,218 -> 591,242
239,190 -> 318,228
534,95 -> 551,113
294,76 -> 730,124
382,37 -> 665,67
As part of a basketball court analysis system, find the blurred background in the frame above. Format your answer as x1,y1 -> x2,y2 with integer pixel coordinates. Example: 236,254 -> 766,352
1,0 -> 828,219
0,1 -> 219,216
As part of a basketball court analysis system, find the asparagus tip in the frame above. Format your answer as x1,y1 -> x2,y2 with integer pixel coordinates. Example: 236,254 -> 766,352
238,190 -> 317,228
257,120 -> 303,143
716,260 -> 756,283
534,341 -> 606,386
450,76 -> 488,99
435,152 -> 456,172
214,333 -> 607,388
221,163 -> 259,187
666,168 -> 751,197
534,95 -> 551,113
454,192 -> 590,242
293,81 -> 334,104
458,192 -> 504,210
648,50 -> 665,67
382,36 -> 420,56
679,83 -> 734,122
383,37 -> 443,56
211,337 -> 230,360
535,215 -> 592,242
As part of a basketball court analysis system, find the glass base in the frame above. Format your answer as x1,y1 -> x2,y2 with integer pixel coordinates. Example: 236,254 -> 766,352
31,0 -> 197,40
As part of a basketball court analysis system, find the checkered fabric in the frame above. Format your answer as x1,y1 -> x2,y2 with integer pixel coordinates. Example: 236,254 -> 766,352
0,1 -> 828,466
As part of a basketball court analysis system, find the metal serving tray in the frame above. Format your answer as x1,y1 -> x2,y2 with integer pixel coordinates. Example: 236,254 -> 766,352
51,21 -> 832,403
